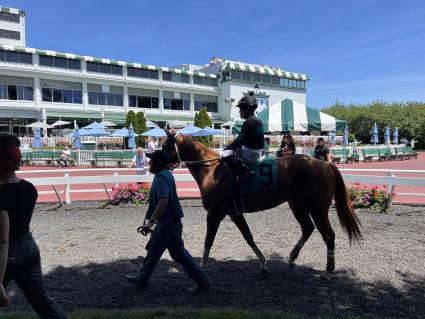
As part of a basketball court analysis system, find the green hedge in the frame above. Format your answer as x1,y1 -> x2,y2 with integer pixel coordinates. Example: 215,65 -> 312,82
322,101 -> 425,149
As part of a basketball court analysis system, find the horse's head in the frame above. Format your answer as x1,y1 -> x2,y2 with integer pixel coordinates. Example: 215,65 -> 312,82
162,131 -> 179,164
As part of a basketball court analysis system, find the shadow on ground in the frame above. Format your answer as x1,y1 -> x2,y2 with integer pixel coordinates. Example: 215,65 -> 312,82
3,255 -> 424,318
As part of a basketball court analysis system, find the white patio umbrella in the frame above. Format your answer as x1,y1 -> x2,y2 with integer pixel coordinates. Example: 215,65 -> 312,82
167,120 -> 188,129
100,120 -> 117,127
51,120 -> 71,127
25,121 -> 54,129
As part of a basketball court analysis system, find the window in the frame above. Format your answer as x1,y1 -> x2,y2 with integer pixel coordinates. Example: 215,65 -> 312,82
262,75 -> 271,84
163,91 -> 191,111
0,12 -> 20,23
194,94 -> 218,112
86,62 -> 122,75
41,79 -> 82,104
271,76 -> 280,85
0,75 -> 34,101
127,67 -> 159,79
0,29 -> 20,40
128,87 -> 160,109
7,85 -> 17,100
0,50 -> 32,64
39,55 -> 54,66
252,73 -> 262,83
42,88 -> 52,102
231,70 -> 242,80
193,76 -> 218,87
242,72 -> 252,82
87,83 -> 123,106
162,71 -> 190,83
0,84 -> 6,99
39,55 -> 81,70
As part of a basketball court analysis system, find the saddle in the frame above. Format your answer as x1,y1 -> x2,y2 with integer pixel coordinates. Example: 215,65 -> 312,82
222,156 -> 278,214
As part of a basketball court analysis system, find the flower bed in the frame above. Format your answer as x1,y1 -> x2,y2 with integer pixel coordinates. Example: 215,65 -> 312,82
108,183 -> 150,206
347,183 -> 395,212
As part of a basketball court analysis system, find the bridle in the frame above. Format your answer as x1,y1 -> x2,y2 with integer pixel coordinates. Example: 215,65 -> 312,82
166,134 -> 220,168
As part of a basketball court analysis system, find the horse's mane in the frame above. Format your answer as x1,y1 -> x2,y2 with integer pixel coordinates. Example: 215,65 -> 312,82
176,135 -> 226,181
176,134 -> 219,160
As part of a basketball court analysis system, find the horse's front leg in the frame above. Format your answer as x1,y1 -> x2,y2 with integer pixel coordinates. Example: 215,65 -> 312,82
200,213 -> 225,268
230,214 -> 268,273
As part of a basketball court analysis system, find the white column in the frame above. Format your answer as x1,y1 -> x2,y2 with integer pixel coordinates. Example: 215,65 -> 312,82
159,90 -> 164,114
33,53 -> 40,68
34,76 -> 41,109
82,81 -> 88,110
41,108 -> 47,137
123,86 -> 129,112
190,92 -> 195,116
81,60 -> 87,74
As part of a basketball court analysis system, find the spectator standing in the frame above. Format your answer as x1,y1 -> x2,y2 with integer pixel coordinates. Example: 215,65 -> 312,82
146,137 -> 156,154
314,137 -> 330,161
0,133 -> 67,318
410,139 -> 416,149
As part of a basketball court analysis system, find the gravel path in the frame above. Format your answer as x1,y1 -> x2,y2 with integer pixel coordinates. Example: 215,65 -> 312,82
3,201 -> 425,318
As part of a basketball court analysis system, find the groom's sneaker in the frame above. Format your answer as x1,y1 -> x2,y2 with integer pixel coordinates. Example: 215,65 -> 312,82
125,274 -> 147,289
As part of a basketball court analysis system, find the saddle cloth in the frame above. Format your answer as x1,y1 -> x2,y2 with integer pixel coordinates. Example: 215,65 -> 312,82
240,157 -> 279,194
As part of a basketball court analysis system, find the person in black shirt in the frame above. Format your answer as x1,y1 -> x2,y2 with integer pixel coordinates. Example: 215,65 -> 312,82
0,133 -> 67,318
314,137 -> 330,161
223,91 -> 264,165
221,92 -> 264,213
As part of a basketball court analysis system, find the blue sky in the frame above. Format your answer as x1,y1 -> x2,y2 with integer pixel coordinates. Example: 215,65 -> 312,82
4,0 -> 425,108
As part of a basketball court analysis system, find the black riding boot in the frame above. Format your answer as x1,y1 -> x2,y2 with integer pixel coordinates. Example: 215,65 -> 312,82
222,156 -> 248,214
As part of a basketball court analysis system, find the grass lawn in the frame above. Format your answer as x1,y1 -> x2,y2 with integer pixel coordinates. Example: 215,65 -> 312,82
0,308 -> 360,319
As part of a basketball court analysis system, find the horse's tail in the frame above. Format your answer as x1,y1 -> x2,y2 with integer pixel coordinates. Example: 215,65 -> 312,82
329,164 -> 362,244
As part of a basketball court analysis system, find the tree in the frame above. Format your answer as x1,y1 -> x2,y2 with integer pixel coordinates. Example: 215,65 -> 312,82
135,111 -> 148,147
194,107 -> 213,146
125,110 -> 137,128
322,101 -> 425,149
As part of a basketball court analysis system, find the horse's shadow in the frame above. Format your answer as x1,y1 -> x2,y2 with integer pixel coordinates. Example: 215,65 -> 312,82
4,255 -> 425,318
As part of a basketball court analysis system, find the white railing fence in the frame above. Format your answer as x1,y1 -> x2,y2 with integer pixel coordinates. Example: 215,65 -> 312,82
17,168 -> 425,206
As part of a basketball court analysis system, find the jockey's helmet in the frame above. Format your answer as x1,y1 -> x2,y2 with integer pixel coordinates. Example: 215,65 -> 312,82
236,91 -> 257,113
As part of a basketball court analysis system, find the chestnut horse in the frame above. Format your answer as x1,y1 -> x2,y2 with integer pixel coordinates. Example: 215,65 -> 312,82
162,133 -> 361,279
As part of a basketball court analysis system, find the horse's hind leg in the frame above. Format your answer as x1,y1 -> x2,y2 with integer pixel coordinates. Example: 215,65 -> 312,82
200,213 -> 225,269
311,213 -> 335,280
229,214 -> 268,273
287,200 -> 315,269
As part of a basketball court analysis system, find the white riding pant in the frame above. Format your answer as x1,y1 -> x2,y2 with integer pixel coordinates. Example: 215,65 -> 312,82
222,147 -> 262,166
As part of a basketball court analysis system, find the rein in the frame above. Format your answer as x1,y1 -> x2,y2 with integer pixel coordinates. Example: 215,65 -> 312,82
172,137 -> 220,167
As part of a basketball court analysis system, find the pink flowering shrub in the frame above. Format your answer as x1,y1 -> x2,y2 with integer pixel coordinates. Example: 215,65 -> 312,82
109,183 -> 150,205
347,183 -> 395,212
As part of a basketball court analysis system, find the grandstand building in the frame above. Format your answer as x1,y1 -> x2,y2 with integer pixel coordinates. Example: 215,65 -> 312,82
0,5 -> 308,135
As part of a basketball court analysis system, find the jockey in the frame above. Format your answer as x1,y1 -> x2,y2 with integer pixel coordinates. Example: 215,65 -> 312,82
222,91 -> 264,214
223,91 -> 264,167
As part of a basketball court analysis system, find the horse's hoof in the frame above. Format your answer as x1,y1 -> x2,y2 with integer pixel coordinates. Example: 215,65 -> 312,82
199,263 -> 208,269
319,271 -> 331,281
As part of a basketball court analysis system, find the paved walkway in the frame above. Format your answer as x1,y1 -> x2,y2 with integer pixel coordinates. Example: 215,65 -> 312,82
17,151 -> 424,205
